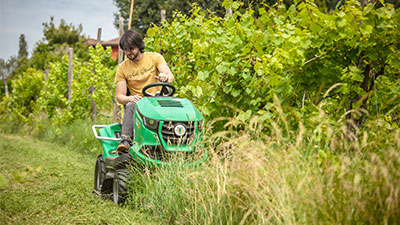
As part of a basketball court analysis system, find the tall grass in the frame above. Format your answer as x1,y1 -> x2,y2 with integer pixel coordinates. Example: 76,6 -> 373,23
0,114 -> 110,154
1,99 -> 399,224
126,105 -> 400,224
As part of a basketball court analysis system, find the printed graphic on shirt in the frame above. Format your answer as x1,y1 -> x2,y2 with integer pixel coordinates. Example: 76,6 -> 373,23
126,65 -> 156,80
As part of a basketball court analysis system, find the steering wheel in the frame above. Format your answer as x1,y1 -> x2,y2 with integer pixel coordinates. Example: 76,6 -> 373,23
142,82 -> 176,97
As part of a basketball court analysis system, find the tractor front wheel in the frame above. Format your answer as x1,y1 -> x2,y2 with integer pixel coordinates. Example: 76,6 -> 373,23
112,169 -> 130,204
94,155 -> 106,194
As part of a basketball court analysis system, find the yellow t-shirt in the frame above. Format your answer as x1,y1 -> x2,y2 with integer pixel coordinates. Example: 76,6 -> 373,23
115,52 -> 167,96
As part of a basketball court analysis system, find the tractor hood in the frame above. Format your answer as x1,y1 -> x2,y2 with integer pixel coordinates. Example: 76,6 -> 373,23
136,97 -> 203,121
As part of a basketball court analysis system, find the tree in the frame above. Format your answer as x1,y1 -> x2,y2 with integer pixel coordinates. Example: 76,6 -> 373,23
113,0 -> 399,37
42,17 -> 83,46
30,17 -> 89,70
112,0 -> 279,35
113,0 -> 217,35
15,34 -> 30,74
18,34 -> 28,60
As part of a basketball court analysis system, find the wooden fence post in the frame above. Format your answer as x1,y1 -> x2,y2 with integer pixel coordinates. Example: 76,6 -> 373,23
68,48 -> 73,110
89,28 -> 102,121
2,74 -> 8,97
112,17 -> 125,123
161,10 -> 166,21
44,69 -> 49,81
97,28 -> 102,43
128,0 -> 135,30
118,17 -> 124,63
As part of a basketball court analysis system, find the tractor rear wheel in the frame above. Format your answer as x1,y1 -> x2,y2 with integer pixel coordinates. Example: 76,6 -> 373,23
94,155 -> 106,194
112,169 -> 130,204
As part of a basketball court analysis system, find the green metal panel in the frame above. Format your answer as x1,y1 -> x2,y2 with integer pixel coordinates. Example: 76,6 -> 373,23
136,97 -> 203,121
98,123 -> 120,158
133,109 -> 161,146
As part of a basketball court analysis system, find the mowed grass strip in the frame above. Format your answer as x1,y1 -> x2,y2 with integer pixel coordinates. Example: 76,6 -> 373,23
0,133 -> 159,225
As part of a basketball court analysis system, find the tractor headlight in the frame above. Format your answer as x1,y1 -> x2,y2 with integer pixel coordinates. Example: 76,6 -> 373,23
142,115 -> 159,131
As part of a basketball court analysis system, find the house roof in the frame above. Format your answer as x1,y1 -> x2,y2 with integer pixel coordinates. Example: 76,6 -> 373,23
85,37 -> 119,46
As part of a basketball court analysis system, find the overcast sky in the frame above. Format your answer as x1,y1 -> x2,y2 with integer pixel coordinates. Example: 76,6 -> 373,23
0,0 -> 119,60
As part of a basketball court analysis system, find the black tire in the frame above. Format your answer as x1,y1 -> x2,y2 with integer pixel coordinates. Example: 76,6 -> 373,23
94,155 -> 106,193
112,169 -> 130,204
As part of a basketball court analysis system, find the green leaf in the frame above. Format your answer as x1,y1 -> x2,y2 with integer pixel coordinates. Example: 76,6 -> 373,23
232,2 -> 240,10
211,73 -> 222,86
245,87 -> 252,95
349,66 -> 364,82
288,5 -> 296,15
237,110 -> 252,122
360,23 -> 373,36
261,83 -> 269,94
336,18 -> 347,28
258,111 -> 271,121
216,65 -> 227,74
363,4 -> 374,15
198,71 -> 209,81
229,67 -> 236,75
231,89 -> 241,97
259,7 -> 266,16
195,86 -> 203,97
0,175 -> 8,188
13,170 -> 28,183
269,75 -> 281,87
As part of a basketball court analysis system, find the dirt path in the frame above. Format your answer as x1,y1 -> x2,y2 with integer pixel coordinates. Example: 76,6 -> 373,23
0,133 -> 159,224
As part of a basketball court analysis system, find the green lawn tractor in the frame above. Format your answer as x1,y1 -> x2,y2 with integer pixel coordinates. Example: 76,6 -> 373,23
92,83 -> 207,204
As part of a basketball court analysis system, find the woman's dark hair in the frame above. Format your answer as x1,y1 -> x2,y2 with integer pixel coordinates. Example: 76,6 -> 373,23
119,30 -> 145,53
